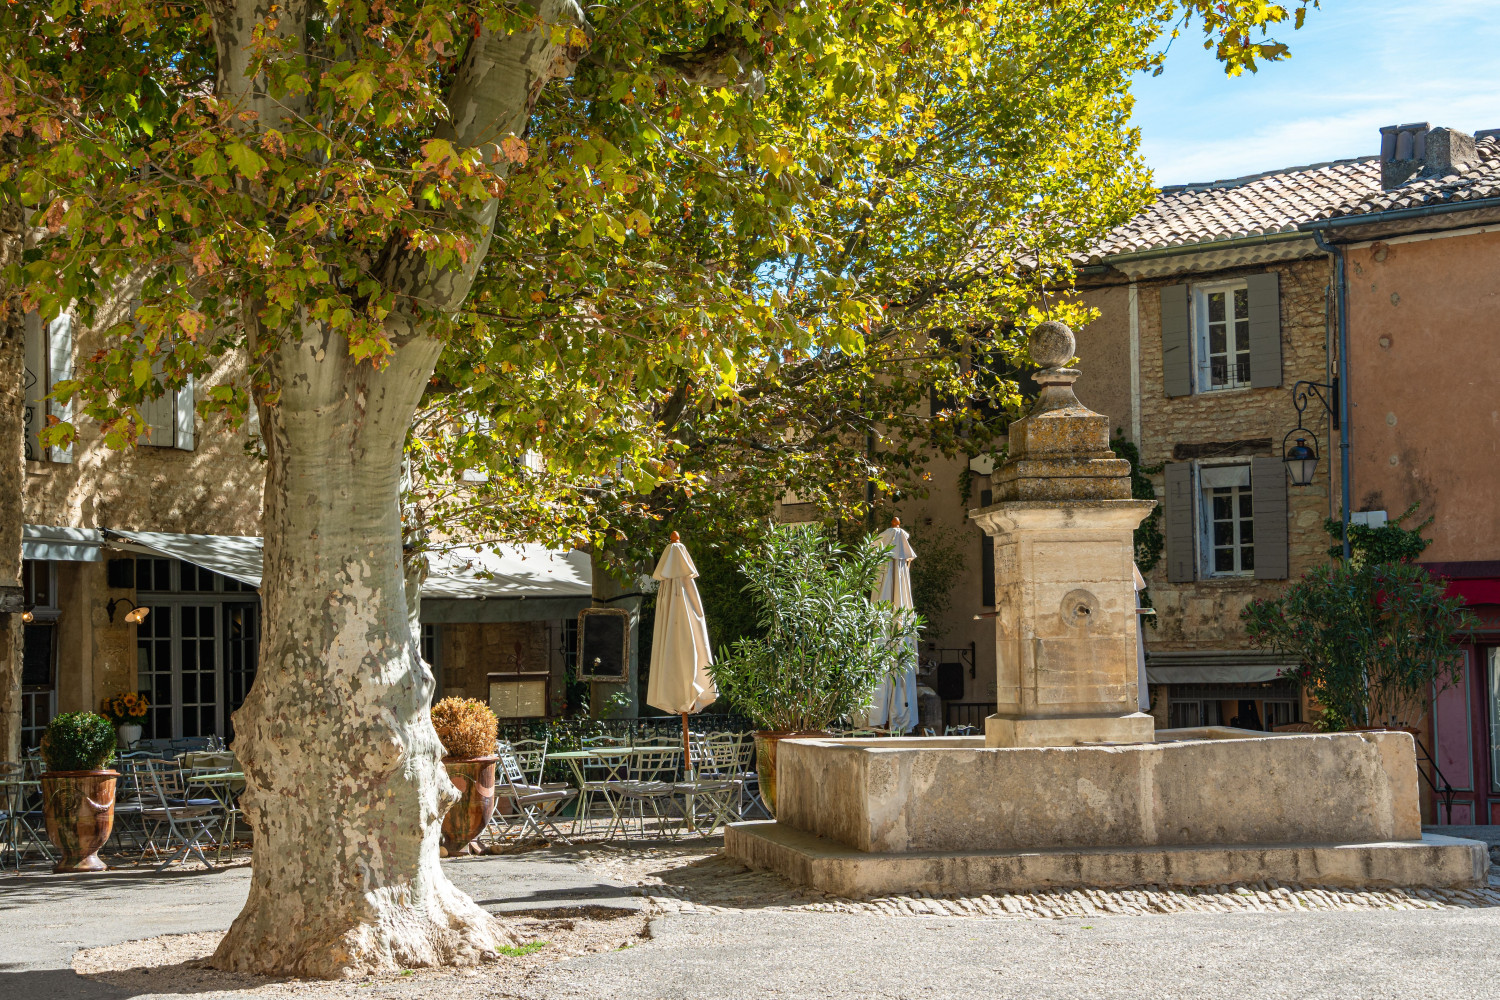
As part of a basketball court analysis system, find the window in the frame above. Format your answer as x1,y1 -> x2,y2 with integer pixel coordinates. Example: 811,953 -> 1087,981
23,311 -> 74,463
1194,282 -> 1251,390
138,364 -> 196,450
1199,464 -> 1254,577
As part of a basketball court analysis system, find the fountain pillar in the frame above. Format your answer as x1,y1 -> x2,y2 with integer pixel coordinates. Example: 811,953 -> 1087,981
971,320 -> 1155,747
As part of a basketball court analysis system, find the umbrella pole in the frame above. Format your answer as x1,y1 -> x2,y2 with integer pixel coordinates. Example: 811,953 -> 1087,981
681,712 -> 692,776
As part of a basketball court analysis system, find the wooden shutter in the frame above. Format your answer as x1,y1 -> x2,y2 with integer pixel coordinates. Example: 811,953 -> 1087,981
979,489 -> 995,607
140,359 -> 175,447
46,314 -> 74,463
1164,463 -> 1196,583
173,375 -> 195,451
1246,271 -> 1283,389
22,311 -> 46,461
1159,284 -> 1191,397
1251,456 -> 1289,579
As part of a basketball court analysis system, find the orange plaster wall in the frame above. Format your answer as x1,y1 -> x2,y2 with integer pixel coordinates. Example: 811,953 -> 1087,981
1346,228 -> 1500,562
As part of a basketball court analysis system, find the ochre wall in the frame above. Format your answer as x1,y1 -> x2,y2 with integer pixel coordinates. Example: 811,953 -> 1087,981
1345,229 -> 1500,562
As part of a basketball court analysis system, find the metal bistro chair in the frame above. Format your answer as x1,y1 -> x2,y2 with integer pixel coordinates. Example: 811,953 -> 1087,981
575,740 -> 631,838
139,759 -> 223,869
181,755 -> 243,863
607,746 -> 682,839
508,739 -> 549,785
673,739 -> 739,836
493,749 -> 576,843
1,761 -> 53,870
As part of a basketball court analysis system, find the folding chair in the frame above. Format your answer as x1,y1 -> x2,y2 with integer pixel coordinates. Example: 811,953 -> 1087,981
493,749 -> 576,843
607,747 -> 682,839
1,762 -> 54,870
575,742 -> 631,837
140,759 -> 223,869
673,739 -> 739,836
509,739 -> 549,784
731,734 -> 769,820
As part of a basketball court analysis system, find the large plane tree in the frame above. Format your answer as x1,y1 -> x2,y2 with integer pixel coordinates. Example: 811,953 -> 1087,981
3,0 -> 1314,979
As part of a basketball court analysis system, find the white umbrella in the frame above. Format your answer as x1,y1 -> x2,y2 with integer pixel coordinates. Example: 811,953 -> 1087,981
646,532 -> 717,766
868,519 -> 919,732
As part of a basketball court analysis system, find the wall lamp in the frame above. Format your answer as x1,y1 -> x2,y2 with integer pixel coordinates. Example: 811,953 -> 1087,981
1282,379 -> 1338,487
107,598 -> 150,624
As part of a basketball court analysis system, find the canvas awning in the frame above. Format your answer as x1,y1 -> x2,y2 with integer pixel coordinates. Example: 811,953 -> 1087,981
105,529 -> 264,586
23,524 -> 105,562
1144,649 -> 1299,686
101,529 -> 593,621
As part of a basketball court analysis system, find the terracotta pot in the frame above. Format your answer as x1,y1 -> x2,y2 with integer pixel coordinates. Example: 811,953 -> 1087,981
753,732 -> 828,819
441,756 -> 497,854
40,770 -> 118,873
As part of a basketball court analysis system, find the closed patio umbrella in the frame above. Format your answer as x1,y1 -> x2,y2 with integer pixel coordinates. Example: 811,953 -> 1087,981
868,518 -> 918,732
646,532 -> 717,766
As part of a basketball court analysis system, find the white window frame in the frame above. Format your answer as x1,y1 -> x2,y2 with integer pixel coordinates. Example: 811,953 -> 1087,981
1196,460 -> 1255,578
1192,279 -> 1252,393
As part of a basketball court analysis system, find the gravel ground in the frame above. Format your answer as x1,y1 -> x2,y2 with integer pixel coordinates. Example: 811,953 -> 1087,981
34,842 -> 1500,999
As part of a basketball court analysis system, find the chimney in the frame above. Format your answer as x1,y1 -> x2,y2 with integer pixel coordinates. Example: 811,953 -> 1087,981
1379,122 -> 1429,188
1424,127 -> 1478,176
1379,123 -> 1480,188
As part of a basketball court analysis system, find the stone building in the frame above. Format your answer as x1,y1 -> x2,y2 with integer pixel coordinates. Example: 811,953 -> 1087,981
2,289 -> 599,757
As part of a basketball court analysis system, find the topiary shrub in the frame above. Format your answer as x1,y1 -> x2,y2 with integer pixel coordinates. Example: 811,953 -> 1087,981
40,712 -> 118,772
430,697 -> 498,760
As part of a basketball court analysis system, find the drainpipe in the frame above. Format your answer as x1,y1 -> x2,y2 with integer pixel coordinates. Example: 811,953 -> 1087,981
1311,229 -> 1352,563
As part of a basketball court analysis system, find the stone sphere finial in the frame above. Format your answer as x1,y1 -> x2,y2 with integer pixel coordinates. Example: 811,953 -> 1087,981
1029,320 -> 1076,370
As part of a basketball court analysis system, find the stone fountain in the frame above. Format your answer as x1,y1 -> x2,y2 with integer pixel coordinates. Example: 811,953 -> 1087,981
726,322 -> 1485,897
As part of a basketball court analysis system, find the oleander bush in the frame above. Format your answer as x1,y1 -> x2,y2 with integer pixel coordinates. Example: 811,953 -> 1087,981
431,698 -> 498,760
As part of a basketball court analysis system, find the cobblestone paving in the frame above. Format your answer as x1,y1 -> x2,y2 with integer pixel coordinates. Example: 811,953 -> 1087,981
573,842 -> 1500,919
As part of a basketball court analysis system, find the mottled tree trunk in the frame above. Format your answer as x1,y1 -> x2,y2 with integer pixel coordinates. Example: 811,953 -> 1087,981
203,0 -> 583,978
0,190 -> 27,762
211,333 -> 508,977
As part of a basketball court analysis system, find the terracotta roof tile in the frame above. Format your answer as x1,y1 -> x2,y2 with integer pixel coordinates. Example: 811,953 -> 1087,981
1086,158 -> 1380,262
1314,135 -> 1500,219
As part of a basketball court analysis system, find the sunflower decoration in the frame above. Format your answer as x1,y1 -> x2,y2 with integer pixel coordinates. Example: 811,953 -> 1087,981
101,692 -> 151,724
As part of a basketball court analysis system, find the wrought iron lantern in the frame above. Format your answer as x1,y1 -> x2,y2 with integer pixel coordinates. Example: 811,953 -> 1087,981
1282,379 -> 1337,488
1283,435 -> 1319,487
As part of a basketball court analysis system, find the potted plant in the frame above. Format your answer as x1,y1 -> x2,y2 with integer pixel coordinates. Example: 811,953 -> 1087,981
431,697 -> 499,855
709,525 -> 921,815
38,711 -> 119,872
100,692 -> 150,748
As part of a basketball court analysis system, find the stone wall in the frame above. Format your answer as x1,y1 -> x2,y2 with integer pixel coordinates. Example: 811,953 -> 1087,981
1134,255 -> 1339,652
22,302 -> 264,535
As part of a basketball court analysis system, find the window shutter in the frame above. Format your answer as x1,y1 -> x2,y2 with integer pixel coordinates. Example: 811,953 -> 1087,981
1159,284 -> 1191,397
173,375 -> 195,451
1251,456 -> 1289,579
1164,462 -> 1196,583
46,314 -> 74,463
1246,271 -> 1282,389
22,311 -> 46,461
979,488 -> 995,607
140,360 -> 175,447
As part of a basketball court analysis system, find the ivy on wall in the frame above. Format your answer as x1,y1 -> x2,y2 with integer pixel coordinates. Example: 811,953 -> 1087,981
1110,432 -> 1164,574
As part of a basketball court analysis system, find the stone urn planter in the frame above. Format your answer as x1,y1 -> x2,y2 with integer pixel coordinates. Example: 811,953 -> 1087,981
440,756 -> 497,855
754,732 -> 827,818
116,723 -> 143,749
40,770 -> 119,872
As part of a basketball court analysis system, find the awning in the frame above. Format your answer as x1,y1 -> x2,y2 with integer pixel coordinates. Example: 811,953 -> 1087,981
23,524 -> 104,562
1145,649 -> 1299,686
106,529 -> 264,586
101,530 -> 593,616
423,544 -> 592,600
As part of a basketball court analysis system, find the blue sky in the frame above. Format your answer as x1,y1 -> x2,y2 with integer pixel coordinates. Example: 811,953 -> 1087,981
1131,0 -> 1500,186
